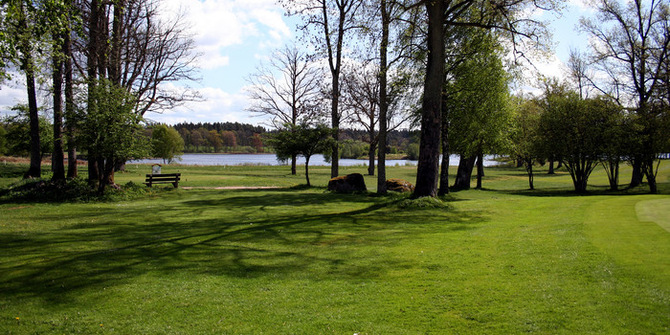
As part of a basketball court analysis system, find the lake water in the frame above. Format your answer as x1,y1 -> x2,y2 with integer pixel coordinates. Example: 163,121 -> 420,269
129,153 -> 501,167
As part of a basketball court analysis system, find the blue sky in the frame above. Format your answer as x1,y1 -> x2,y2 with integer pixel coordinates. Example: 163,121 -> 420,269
0,0 -> 592,127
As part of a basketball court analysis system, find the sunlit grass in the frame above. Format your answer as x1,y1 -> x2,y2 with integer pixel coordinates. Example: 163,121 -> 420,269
0,161 -> 669,333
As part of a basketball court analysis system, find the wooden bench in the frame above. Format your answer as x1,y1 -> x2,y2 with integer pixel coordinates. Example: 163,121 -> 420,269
145,173 -> 181,188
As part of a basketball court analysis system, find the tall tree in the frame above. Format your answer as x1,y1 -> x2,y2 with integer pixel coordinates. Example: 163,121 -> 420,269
581,0 -> 670,193
410,0 -> 554,197
2,0 -> 45,178
509,96 -> 542,190
246,45 -> 321,175
444,29 -> 511,191
280,0 -> 363,178
82,0 -> 199,188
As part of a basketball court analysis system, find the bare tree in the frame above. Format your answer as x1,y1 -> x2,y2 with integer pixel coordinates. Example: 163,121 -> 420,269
280,0 -> 364,178
246,45 -> 322,174
340,61 -> 413,176
581,0 -> 670,193
81,0 -> 200,189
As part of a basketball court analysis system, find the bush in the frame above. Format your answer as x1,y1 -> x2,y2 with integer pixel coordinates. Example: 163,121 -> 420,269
0,178 -> 157,203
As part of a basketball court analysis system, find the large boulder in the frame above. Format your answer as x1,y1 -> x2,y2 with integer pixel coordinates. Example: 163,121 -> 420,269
328,173 -> 367,193
385,178 -> 415,193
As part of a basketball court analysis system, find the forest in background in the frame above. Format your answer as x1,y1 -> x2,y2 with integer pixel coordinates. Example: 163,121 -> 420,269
169,122 -> 419,159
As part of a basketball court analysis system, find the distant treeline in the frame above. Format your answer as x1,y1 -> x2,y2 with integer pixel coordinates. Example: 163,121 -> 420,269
169,122 -> 418,157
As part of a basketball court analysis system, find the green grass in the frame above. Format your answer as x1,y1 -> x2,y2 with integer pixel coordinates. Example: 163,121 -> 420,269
0,161 -> 669,333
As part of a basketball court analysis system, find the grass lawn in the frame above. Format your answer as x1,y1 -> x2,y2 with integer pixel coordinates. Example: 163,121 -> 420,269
0,160 -> 669,333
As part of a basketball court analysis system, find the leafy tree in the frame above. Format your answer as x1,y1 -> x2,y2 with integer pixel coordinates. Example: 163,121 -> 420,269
0,125 -> 7,155
151,125 -> 184,164
539,90 -> 621,193
1,0 -> 48,178
267,124 -> 335,186
509,97 -> 542,190
220,131 -> 237,149
445,30 -> 511,191
206,130 -> 223,152
411,0 -> 555,197
79,79 -> 149,192
2,105 -> 53,158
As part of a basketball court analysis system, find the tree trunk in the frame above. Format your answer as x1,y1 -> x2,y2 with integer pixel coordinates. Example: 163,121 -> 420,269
18,1 -> 41,179
414,0 -> 444,198
453,154 -> 477,190
24,63 -> 41,179
642,157 -> 657,194
526,159 -> 534,190
548,159 -> 555,174
367,140 -> 376,176
87,0 -> 101,185
291,154 -> 297,175
65,20 -> 77,179
52,34 -> 66,182
305,155 -> 311,186
438,152 -> 450,196
376,0 -> 390,194
476,151 -> 484,190
629,157 -> 643,188
438,97 -> 450,196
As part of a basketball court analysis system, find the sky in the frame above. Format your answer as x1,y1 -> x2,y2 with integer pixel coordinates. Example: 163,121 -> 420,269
0,0 -> 593,127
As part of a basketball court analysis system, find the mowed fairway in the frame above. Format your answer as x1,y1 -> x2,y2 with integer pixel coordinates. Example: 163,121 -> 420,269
0,162 -> 669,333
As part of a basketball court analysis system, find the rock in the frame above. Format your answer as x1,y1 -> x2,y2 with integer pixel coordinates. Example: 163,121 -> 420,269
385,178 -> 414,193
328,173 -> 367,193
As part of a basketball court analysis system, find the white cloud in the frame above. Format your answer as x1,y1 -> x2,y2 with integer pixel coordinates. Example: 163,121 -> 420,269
146,85 -> 269,125
160,0 -> 291,70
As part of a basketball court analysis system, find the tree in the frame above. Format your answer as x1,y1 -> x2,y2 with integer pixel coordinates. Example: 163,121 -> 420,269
206,130 -> 222,152
409,0 -> 554,197
280,0 -> 364,178
79,79 -> 149,193
220,131 -> 237,149
539,87 -> 621,193
83,0 -> 199,186
151,125 -> 184,164
1,0 -> 46,178
581,0 -> 670,193
0,125 -> 7,155
509,96 -> 542,190
2,105 -> 53,159
444,30 -> 511,191
246,45 -> 322,175
267,124 -> 334,186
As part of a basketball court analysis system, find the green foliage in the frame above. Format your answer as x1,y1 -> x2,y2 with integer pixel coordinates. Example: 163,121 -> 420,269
80,79 -> 150,162
405,142 -> 420,160
0,124 -> 7,155
446,30 -> 512,157
151,124 -> 184,163
267,124 -> 335,185
339,139 -> 368,159
539,86 -> 622,192
1,104 -> 53,157
0,177 -> 157,202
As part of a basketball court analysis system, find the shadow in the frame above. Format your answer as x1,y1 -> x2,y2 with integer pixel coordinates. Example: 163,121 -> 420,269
0,190 -> 487,305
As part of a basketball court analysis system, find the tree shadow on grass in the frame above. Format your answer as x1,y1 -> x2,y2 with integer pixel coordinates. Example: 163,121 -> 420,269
0,190 -> 487,305
470,180 -> 669,198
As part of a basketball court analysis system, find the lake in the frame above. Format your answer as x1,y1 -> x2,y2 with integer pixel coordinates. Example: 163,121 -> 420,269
129,153 -> 502,167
